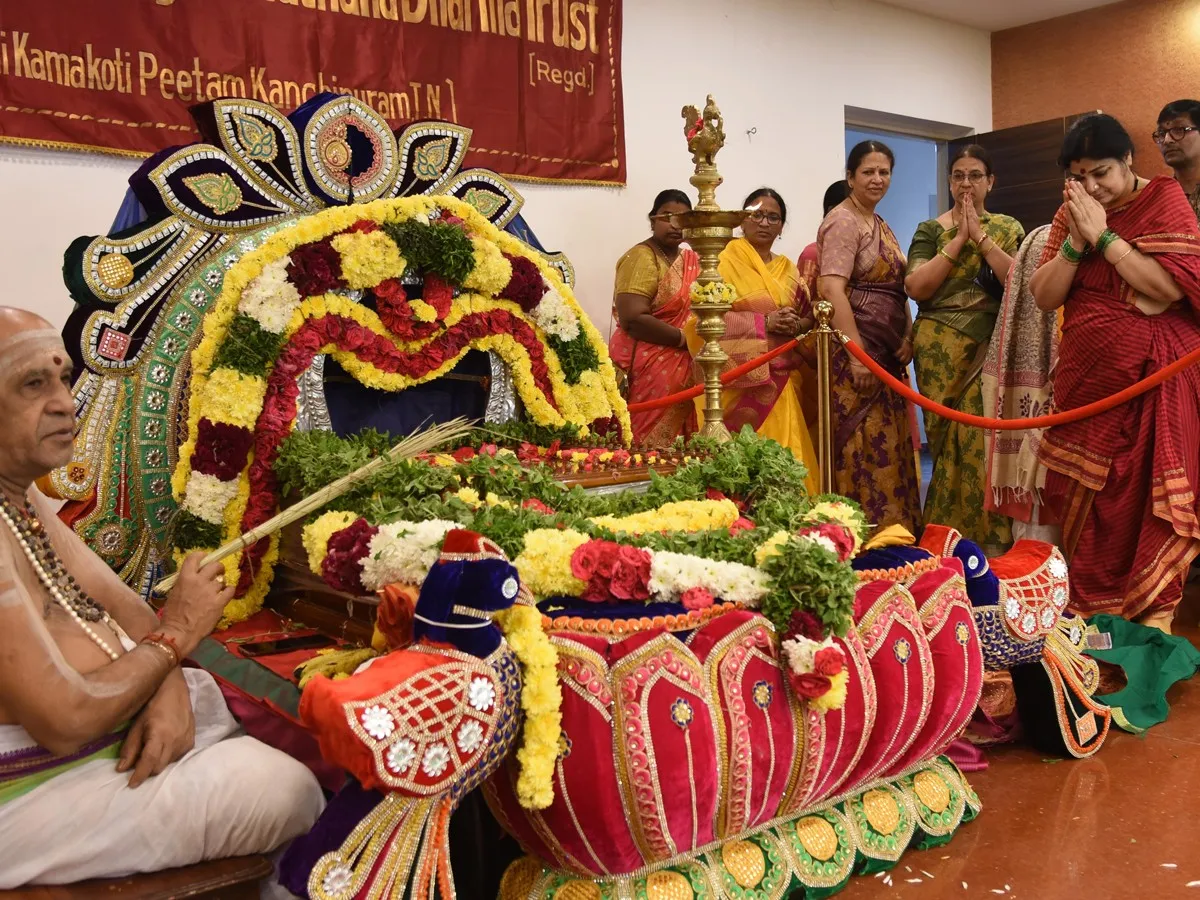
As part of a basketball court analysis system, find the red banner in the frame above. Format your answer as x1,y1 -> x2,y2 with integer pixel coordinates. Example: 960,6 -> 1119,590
0,0 -> 624,184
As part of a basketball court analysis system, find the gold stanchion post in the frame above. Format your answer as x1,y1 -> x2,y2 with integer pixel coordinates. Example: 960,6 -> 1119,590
813,299 -> 836,494
675,95 -> 746,443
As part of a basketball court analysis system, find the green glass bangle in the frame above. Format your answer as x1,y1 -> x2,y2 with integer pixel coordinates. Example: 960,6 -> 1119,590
1096,229 -> 1120,256
1060,237 -> 1085,263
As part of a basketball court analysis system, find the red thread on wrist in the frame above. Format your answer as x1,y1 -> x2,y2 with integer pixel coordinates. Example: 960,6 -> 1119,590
142,631 -> 181,667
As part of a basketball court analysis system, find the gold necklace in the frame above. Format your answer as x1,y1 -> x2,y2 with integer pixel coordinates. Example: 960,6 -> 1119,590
849,196 -> 875,230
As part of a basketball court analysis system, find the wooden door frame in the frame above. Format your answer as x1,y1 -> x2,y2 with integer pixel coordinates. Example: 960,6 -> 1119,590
844,106 -> 977,216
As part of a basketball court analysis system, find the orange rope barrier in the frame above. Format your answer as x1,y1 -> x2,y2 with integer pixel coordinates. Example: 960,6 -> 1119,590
842,338 -> 1200,430
625,338 -> 800,412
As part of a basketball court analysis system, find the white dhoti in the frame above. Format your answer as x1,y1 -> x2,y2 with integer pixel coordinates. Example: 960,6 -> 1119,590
0,668 -> 326,893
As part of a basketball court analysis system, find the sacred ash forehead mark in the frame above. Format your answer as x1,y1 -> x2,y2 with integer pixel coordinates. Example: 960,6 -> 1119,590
0,329 -> 69,378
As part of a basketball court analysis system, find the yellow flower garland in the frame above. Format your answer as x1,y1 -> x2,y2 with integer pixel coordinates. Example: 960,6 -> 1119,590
303,511 -> 361,574
330,230 -> 408,289
810,669 -> 849,712
514,529 -> 589,598
174,195 -> 629,625
590,498 -> 739,536
495,603 -> 562,810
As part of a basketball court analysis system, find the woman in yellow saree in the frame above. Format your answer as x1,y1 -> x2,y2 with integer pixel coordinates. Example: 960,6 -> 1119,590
688,188 -> 819,493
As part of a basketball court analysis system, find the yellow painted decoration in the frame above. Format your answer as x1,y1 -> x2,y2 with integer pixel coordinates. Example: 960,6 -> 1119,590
794,816 -> 839,862
645,870 -> 694,900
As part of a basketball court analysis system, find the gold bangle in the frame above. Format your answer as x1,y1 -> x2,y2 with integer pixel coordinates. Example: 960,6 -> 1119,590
1110,246 -> 1135,267
980,235 -> 994,253
937,248 -> 958,265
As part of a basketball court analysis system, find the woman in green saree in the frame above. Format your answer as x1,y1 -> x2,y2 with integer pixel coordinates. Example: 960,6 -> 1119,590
907,145 -> 1024,553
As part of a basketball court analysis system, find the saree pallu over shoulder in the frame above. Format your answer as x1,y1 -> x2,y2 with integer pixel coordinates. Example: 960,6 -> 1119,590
818,208 -> 921,531
610,244 -> 700,445
1036,177 -> 1200,619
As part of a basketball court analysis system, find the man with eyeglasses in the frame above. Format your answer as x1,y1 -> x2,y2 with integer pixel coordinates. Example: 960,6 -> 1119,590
1155,99 -> 1200,222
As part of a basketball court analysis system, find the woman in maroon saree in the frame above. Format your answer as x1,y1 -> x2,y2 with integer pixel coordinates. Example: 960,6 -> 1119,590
610,190 -> 699,445
1031,114 -> 1200,631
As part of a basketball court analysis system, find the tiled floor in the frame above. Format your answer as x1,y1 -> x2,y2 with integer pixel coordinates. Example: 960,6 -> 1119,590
839,585 -> 1200,900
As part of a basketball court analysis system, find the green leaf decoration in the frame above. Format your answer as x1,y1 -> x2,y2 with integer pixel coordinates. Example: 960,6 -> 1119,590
463,187 -> 506,219
183,173 -> 243,215
382,219 -> 476,286
232,112 -> 278,162
546,333 -> 600,385
211,314 -> 286,376
413,137 -> 453,180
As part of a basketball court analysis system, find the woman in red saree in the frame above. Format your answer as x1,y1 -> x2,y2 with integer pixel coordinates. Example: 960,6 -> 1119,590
1030,114 -> 1200,632
610,190 -> 699,445
818,142 -> 922,532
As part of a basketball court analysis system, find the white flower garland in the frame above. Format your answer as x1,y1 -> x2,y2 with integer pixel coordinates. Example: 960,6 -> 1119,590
358,519 -> 460,590
647,550 -> 770,606
237,257 -> 301,334
182,471 -> 241,525
531,286 -> 581,342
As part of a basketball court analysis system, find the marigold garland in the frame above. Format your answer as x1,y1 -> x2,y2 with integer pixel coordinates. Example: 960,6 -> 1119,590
172,195 -> 629,625
494,603 -> 562,809
589,498 -> 739,536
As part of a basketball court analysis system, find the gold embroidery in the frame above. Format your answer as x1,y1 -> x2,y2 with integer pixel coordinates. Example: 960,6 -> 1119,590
793,816 -> 838,862
912,770 -> 950,814
97,253 -> 134,289
721,840 -> 765,888
645,870 -> 694,899
183,173 -> 244,215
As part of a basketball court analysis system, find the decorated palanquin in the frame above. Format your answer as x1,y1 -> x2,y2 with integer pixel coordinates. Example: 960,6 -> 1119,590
45,92 -> 594,596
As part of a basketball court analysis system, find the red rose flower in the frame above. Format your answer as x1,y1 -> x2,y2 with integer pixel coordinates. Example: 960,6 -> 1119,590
570,541 -> 605,582
522,498 -> 555,515
813,646 -> 845,676
786,609 -> 825,642
287,239 -> 345,297
422,275 -> 454,318
580,575 -> 611,604
728,517 -> 756,536
681,587 -> 715,611
291,326 -> 325,357
706,488 -> 728,502
609,545 -> 651,601
789,671 -> 832,700
452,447 -> 477,463
498,254 -> 548,313
440,213 -> 466,227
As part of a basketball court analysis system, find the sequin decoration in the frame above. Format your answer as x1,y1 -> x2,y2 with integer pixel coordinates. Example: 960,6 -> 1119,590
670,697 -> 694,729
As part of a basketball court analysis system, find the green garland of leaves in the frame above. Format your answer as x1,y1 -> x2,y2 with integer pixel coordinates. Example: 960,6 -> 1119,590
382,219 -> 476,286
546,333 -> 600,385
211,314 -> 286,376
273,427 -> 859,635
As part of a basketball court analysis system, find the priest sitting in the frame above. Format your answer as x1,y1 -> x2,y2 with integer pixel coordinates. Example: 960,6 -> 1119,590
0,309 -> 325,893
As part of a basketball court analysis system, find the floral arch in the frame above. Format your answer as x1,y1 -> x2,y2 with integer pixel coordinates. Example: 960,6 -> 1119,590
171,195 -> 628,623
